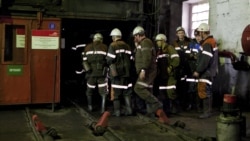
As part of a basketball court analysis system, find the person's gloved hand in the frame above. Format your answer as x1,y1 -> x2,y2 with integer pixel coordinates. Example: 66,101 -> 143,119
139,70 -> 145,80
167,66 -> 173,74
193,71 -> 199,78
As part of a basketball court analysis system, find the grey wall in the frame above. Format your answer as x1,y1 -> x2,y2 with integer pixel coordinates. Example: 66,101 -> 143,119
210,0 -> 250,108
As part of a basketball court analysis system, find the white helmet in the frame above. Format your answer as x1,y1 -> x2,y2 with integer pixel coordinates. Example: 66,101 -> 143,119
197,23 -> 210,32
93,33 -> 103,41
176,26 -> 185,32
132,26 -> 144,36
155,34 -> 167,41
110,28 -> 122,36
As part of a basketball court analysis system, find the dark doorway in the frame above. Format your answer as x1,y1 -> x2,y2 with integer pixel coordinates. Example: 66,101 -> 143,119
60,18 -> 138,107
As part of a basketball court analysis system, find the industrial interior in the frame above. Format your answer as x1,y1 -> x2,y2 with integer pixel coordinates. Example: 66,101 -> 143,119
0,0 -> 249,141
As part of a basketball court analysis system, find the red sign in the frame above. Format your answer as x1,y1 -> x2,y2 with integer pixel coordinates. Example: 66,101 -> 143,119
32,30 -> 59,37
32,30 -> 60,50
16,28 -> 25,35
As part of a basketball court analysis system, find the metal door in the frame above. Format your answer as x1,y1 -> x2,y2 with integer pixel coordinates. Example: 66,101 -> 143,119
0,16 -> 61,105
0,18 -> 30,104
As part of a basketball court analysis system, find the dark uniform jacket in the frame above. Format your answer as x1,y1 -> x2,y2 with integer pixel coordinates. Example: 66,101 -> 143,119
135,38 -> 157,76
156,44 -> 180,79
82,41 -> 108,77
196,36 -> 218,83
106,39 -> 131,78
172,37 -> 191,79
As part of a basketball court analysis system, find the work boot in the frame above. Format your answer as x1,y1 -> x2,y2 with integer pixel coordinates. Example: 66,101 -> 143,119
124,95 -> 132,116
100,95 -> 106,114
199,97 -> 212,119
156,109 -> 169,124
87,95 -> 92,112
113,100 -> 120,117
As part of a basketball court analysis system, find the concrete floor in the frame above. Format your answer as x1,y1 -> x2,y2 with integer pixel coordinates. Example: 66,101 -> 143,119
169,110 -> 250,141
0,104 -> 249,141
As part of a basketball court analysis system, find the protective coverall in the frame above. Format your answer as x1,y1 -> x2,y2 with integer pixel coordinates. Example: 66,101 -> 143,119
106,39 -> 133,116
82,40 -> 108,113
156,43 -> 180,114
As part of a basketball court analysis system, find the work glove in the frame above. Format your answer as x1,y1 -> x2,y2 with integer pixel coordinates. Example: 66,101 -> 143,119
193,71 -> 199,78
167,66 -> 173,74
139,70 -> 145,80
190,52 -> 198,60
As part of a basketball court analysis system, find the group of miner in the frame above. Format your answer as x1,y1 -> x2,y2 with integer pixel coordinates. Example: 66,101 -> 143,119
81,23 -> 218,124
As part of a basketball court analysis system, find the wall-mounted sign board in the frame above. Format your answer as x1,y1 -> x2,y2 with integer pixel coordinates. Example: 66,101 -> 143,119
16,28 -> 25,48
32,30 -> 60,50
7,65 -> 23,75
